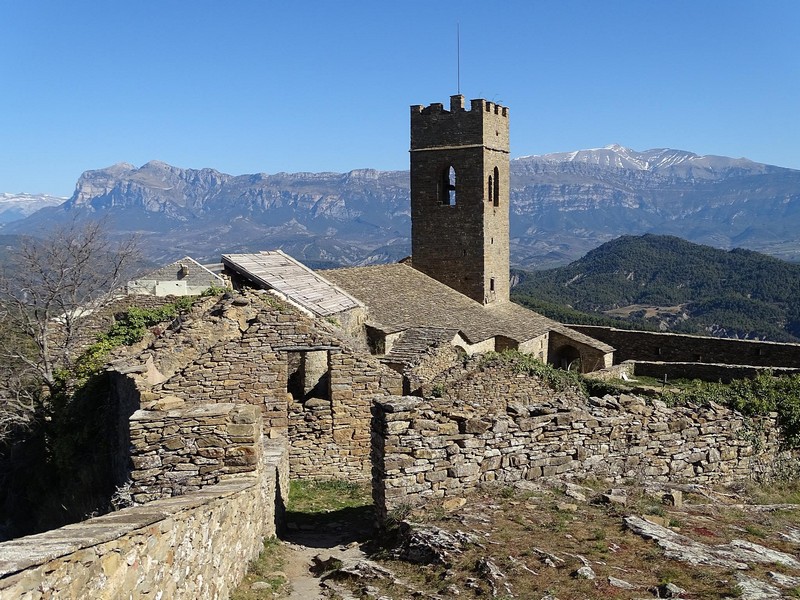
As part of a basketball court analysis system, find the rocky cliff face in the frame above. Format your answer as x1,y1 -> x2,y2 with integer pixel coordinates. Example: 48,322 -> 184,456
8,145 -> 800,267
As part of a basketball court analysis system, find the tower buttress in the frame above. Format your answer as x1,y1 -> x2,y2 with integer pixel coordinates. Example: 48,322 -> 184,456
410,95 -> 510,304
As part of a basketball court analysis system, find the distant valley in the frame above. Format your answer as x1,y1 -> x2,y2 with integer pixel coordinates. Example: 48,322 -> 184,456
4,145 -> 800,269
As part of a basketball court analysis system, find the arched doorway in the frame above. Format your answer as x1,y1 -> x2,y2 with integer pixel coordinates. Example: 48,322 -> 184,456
551,344 -> 582,372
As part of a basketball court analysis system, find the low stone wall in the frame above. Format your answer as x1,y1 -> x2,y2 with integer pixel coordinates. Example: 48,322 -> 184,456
0,442 -> 288,600
570,325 -> 800,369
632,361 -> 800,383
129,403 -> 263,503
372,393 -> 782,521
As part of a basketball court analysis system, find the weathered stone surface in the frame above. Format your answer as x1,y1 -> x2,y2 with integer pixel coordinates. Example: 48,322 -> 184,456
372,363 -> 782,518
393,522 -> 478,565
608,576 -> 635,589
625,516 -> 800,572
0,442 -> 289,600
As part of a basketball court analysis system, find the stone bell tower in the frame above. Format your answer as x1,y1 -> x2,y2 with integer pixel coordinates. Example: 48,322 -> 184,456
410,95 -> 510,305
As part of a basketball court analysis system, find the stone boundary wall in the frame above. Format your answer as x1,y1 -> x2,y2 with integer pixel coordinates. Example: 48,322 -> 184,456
632,361 -> 800,383
128,403 -> 263,503
0,442 -> 289,600
570,325 -> 800,369
372,394 -> 782,521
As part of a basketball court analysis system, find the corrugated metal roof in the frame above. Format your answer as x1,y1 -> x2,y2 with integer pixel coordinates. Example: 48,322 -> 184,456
221,250 -> 362,317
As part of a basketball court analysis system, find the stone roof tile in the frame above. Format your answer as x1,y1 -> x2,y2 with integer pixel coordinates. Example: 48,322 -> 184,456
323,264 -> 613,353
383,327 -> 459,365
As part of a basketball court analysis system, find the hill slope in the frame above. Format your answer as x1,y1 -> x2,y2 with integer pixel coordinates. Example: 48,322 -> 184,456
511,234 -> 800,341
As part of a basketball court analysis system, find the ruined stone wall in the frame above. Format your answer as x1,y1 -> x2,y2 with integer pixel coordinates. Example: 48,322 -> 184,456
156,305 -> 315,432
419,357 -> 586,413
403,344 -> 463,395
115,294 -> 402,481
571,325 -> 800,369
289,351 -> 403,480
128,403 -> 264,503
372,387 -> 783,520
0,444 -> 288,600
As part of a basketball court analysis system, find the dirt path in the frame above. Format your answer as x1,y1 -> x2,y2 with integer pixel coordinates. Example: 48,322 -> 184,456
279,509 -> 376,599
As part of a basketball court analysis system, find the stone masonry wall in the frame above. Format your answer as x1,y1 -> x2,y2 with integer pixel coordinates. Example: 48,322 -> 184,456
0,443 -> 289,600
571,325 -> 800,369
403,344 -> 463,395
633,360 -> 800,384
128,403 -> 263,503
156,301 -> 317,432
149,294 -> 402,479
372,394 -> 782,520
289,350 -> 403,480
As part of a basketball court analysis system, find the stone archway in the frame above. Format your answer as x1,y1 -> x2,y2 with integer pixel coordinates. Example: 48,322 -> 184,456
550,344 -> 582,372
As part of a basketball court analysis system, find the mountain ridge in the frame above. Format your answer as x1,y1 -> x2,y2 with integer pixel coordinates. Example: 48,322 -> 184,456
5,145 -> 800,267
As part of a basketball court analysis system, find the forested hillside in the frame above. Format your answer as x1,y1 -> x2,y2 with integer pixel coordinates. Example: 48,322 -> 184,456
511,234 -> 800,342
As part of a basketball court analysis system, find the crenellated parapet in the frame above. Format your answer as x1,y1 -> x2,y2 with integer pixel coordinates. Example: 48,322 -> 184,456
411,95 -> 509,153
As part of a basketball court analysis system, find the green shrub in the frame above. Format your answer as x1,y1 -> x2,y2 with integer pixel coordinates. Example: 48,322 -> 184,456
73,297 -> 199,382
662,371 -> 800,449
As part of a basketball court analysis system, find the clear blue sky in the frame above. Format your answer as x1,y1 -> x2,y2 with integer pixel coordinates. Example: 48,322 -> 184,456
2,0 -> 798,195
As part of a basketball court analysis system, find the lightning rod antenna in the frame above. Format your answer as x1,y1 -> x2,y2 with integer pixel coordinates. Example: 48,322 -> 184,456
457,23 -> 461,95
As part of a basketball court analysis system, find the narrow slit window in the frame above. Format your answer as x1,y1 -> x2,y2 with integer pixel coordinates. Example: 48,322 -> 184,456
490,277 -> 495,292
439,166 -> 456,205
493,166 -> 500,207
488,175 -> 493,204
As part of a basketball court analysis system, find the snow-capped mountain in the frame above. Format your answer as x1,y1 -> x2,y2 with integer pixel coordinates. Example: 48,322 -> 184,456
515,144 -> 776,179
0,193 -> 66,225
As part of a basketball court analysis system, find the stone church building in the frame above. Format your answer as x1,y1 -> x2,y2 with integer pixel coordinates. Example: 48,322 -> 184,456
224,95 -> 614,386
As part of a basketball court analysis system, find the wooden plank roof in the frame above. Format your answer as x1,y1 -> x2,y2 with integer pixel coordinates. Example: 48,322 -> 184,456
221,251 -> 362,317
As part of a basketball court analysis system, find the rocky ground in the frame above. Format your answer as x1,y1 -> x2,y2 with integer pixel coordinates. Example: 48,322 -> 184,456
234,478 -> 800,600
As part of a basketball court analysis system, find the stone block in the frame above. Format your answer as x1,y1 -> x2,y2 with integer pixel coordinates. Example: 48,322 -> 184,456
425,470 -> 448,483
463,418 -> 491,434
481,455 -> 501,472
386,420 -> 410,434
131,455 -> 162,470
448,463 -> 479,478
196,435 -> 226,448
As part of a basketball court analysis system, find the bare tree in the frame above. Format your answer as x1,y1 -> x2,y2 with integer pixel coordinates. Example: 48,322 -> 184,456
0,218 -> 139,434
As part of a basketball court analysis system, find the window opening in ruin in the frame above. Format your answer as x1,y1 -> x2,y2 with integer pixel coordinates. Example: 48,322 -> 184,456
439,166 -> 456,206
286,350 -> 331,402
490,277 -> 495,292
488,175 -> 493,204
493,166 -> 500,207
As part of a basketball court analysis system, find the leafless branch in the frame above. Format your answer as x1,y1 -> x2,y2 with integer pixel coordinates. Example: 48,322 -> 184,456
0,217 -> 140,434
